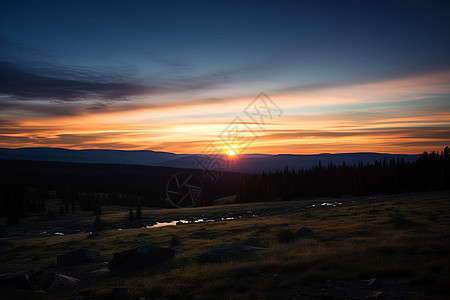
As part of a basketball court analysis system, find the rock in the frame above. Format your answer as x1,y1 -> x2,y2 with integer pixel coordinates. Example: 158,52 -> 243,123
361,278 -> 381,289
293,227 -> 316,239
199,245 -> 272,262
57,248 -> 100,266
74,296 -> 84,300
371,291 -> 385,299
0,272 -> 31,289
33,290 -> 47,297
44,272 -> 80,293
112,287 -> 128,299
236,265 -> 260,277
90,267 -> 109,274
136,233 -> 149,237
88,242 -> 97,247
109,245 -> 175,273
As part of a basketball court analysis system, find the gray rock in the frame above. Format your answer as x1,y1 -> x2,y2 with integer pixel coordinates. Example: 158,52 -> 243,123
199,245 -> 272,262
361,278 -> 381,289
0,272 -> 31,289
236,265 -> 260,277
293,227 -> 316,239
44,272 -> 80,293
109,245 -> 175,273
370,291 -> 385,299
136,233 -> 150,237
57,248 -> 100,266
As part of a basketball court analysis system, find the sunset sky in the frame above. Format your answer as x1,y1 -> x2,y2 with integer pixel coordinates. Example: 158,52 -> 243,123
1,0 -> 449,154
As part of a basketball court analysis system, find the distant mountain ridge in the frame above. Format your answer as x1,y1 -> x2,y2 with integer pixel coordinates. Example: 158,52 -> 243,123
0,147 -> 420,173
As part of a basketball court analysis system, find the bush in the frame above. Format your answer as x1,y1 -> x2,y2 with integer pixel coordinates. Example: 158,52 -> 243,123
278,229 -> 294,243
94,215 -> 105,232
170,234 -> 181,247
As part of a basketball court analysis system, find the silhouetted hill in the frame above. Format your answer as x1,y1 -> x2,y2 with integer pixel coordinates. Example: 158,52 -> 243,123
0,147 -> 420,173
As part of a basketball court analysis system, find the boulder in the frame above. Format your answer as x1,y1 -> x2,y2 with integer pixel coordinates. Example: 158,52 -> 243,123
361,278 -> 381,289
43,272 -> 80,293
57,248 -> 100,266
0,272 -> 31,289
293,227 -> 316,239
109,245 -> 175,273
199,245 -> 272,262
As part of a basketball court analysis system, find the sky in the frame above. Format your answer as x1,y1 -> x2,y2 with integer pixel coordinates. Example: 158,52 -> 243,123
1,0 -> 449,155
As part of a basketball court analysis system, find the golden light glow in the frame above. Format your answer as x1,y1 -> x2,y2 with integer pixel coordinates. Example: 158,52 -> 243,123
227,149 -> 237,156
0,71 -> 449,154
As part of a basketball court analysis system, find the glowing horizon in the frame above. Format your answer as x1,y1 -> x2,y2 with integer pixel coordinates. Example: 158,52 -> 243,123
1,1 -> 449,155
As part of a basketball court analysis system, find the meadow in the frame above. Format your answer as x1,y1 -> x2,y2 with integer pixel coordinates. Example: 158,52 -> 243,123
1,191 -> 449,299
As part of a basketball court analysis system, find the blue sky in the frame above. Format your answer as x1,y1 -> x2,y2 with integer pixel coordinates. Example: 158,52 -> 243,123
1,0 -> 449,154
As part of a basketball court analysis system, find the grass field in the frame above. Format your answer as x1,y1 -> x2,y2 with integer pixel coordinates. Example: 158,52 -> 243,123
1,192 -> 450,299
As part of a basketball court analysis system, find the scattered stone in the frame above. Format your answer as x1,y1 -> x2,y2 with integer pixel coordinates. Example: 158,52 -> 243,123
90,267 -> 110,274
32,290 -> 47,299
0,272 -> 31,289
137,233 -> 149,237
199,245 -> 272,262
112,287 -> 128,299
44,272 -> 80,293
236,265 -> 260,277
293,227 -> 316,239
371,291 -> 385,299
361,278 -> 381,289
109,245 -> 175,273
57,248 -> 100,266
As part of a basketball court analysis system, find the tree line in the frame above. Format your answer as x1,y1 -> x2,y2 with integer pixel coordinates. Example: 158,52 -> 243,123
0,159 -> 245,225
238,146 -> 450,203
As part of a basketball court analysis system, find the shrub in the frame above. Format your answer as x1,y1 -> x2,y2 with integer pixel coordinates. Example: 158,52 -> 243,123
94,215 -> 106,232
170,234 -> 181,247
278,229 -> 294,243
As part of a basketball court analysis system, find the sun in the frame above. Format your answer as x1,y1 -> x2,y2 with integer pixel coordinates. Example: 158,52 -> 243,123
227,149 -> 236,156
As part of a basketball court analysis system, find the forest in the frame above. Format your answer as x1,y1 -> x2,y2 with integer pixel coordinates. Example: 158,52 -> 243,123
238,146 -> 450,203
1,146 -> 449,225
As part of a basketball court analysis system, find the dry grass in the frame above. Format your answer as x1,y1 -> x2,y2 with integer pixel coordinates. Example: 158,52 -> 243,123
1,192 -> 450,299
